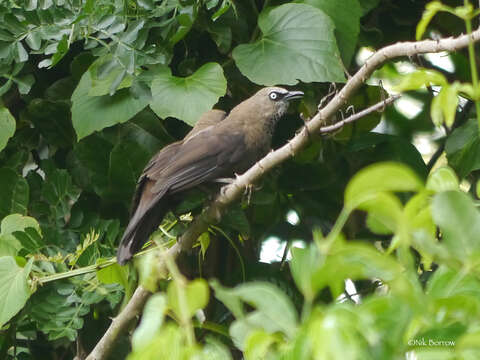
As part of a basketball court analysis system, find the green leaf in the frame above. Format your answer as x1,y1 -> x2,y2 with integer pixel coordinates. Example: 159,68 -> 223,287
88,55 -> 134,97
297,0 -> 361,66
0,107 -> 15,152
0,168 -> 29,219
416,1 -> 446,40
393,69 -> 447,91
0,256 -> 33,326
150,63 -> 226,126
290,245 -> 324,301
97,263 -> 128,289
132,293 -> 167,350
50,34 -> 69,68
230,282 -> 298,338
426,166 -> 459,192
445,119 -> 480,178
360,192 -> 404,235
431,83 -> 459,127
71,69 -> 149,139
432,191 -> 480,264
0,214 -> 41,256
26,99 -> 76,147
232,3 -> 345,86
210,279 -> 245,319
344,162 -> 423,210
244,330 -> 279,360
167,278 -> 209,321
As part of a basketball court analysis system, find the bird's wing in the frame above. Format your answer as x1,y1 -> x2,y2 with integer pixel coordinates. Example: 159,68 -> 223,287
150,128 -> 247,195
129,141 -> 182,217
121,128 -> 246,251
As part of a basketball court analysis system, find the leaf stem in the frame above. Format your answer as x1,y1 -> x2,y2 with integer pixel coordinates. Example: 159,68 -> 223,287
162,251 -> 196,346
464,1 -> 480,132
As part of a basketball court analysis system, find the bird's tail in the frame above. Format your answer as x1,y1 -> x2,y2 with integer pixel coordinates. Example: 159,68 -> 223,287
117,203 -> 169,265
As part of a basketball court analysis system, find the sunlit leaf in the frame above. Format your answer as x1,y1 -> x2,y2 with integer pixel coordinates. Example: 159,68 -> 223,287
0,256 -> 33,326
150,63 -> 226,126
232,3 -> 345,85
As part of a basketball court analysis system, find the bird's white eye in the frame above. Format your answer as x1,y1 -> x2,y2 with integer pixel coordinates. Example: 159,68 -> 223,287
269,92 -> 278,100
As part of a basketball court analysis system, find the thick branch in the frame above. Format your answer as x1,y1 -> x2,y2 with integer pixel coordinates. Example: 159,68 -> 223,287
86,27 -> 480,360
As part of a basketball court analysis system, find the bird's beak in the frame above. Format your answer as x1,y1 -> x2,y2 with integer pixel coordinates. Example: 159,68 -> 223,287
284,90 -> 304,101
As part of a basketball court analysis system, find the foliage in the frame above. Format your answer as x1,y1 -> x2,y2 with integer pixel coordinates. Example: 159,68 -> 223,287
0,0 -> 479,359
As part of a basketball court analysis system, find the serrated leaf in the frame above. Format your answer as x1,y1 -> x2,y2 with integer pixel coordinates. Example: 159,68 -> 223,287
232,3 -> 345,85
150,63 -> 226,126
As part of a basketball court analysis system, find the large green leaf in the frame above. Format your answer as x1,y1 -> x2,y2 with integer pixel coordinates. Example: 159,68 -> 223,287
290,245 -> 325,301
344,162 -> 423,210
132,293 -> 167,350
0,107 -> 15,152
0,214 -> 41,257
445,119 -> 480,178
26,99 -> 75,147
0,167 -> 29,219
297,0 -> 361,66
432,191 -> 480,264
71,70 -> 149,139
232,3 -> 345,86
0,256 -> 33,326
231,282 -> 298,338
167,278 -> 209,322
150,63 -> 226,126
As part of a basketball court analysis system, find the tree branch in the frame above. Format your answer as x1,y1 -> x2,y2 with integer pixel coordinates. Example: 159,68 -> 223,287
85,27 -> 480,360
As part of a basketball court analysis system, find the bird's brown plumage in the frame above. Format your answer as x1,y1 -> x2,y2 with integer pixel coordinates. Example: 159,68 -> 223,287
117,87 -> 303,264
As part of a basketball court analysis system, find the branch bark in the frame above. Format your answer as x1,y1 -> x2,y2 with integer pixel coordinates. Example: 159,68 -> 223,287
85,27 -> 480,360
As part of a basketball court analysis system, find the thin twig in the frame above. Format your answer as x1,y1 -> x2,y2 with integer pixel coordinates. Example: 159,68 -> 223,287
319,95 -> 400,134
85,26 -> 480,360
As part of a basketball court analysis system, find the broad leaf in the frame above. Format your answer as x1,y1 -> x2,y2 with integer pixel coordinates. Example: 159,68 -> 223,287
432,191 -> 480,264
71,70 -> 149,139
344,162 -> 423,210
230,282 -> 298,338
132,294 -> 167,350
290,245 -> 325,301
297,0 -> 361,66
445,119 -> 480,178
0,256 -> 33,326
167,278 -> 209,321
150,63 -> 226,126
0,167 -> 29,219
426,166 -> 459,192
232,3 -> 345,86
0,107 -> 15,152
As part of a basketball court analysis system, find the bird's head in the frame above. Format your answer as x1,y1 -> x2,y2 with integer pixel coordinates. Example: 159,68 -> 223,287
252,86 -> 304,120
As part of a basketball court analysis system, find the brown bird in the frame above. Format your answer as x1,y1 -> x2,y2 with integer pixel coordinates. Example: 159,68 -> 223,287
117,87 -> 303,264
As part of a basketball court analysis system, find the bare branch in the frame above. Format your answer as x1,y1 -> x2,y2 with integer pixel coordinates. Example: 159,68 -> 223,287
85,287 -> 151,360
319,94 -> 401,134
86,26 -> 480,360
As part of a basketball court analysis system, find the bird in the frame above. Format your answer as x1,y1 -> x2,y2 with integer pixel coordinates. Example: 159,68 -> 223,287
117,87 -> 304,264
